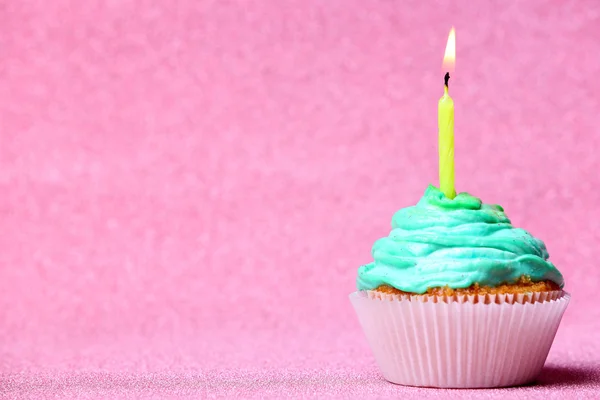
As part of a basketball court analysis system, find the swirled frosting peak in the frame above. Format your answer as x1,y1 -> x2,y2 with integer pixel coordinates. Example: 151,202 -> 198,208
357,185 -> 564,293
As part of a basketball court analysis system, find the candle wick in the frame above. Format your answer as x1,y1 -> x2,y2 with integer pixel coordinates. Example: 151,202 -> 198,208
444,72 -> 450,88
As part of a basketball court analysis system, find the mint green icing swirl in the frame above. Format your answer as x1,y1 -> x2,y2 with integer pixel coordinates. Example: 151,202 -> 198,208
357,185 -> 564,293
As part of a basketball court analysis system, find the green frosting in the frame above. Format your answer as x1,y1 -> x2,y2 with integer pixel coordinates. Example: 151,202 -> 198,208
357,185 -> 564,293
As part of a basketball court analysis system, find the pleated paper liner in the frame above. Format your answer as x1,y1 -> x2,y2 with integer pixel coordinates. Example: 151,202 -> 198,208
350,290 -> 570,388
365,289 -> 564,304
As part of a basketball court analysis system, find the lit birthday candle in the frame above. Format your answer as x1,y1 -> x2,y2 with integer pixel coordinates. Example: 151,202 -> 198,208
439,27 -> 456,199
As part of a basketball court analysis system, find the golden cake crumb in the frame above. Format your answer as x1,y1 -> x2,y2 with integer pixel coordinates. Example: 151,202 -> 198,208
375,275 -> 560,296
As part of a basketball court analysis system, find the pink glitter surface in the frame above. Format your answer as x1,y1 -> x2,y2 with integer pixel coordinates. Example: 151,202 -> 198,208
1,0 -> 599,398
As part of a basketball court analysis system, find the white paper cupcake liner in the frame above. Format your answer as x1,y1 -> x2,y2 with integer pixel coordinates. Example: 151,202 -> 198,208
350,290 -> 570,388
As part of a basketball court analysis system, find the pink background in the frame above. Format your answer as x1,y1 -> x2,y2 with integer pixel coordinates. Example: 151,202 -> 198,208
1,0 -> 599,398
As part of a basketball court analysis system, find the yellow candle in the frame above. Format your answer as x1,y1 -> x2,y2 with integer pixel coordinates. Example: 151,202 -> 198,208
439,28 -> 456,199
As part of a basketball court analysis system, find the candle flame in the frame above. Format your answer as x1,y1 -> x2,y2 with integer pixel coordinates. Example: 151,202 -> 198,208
442,27 -> 456,73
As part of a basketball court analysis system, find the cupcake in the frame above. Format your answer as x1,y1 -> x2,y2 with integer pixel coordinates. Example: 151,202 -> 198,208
350,185 -> 569,388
